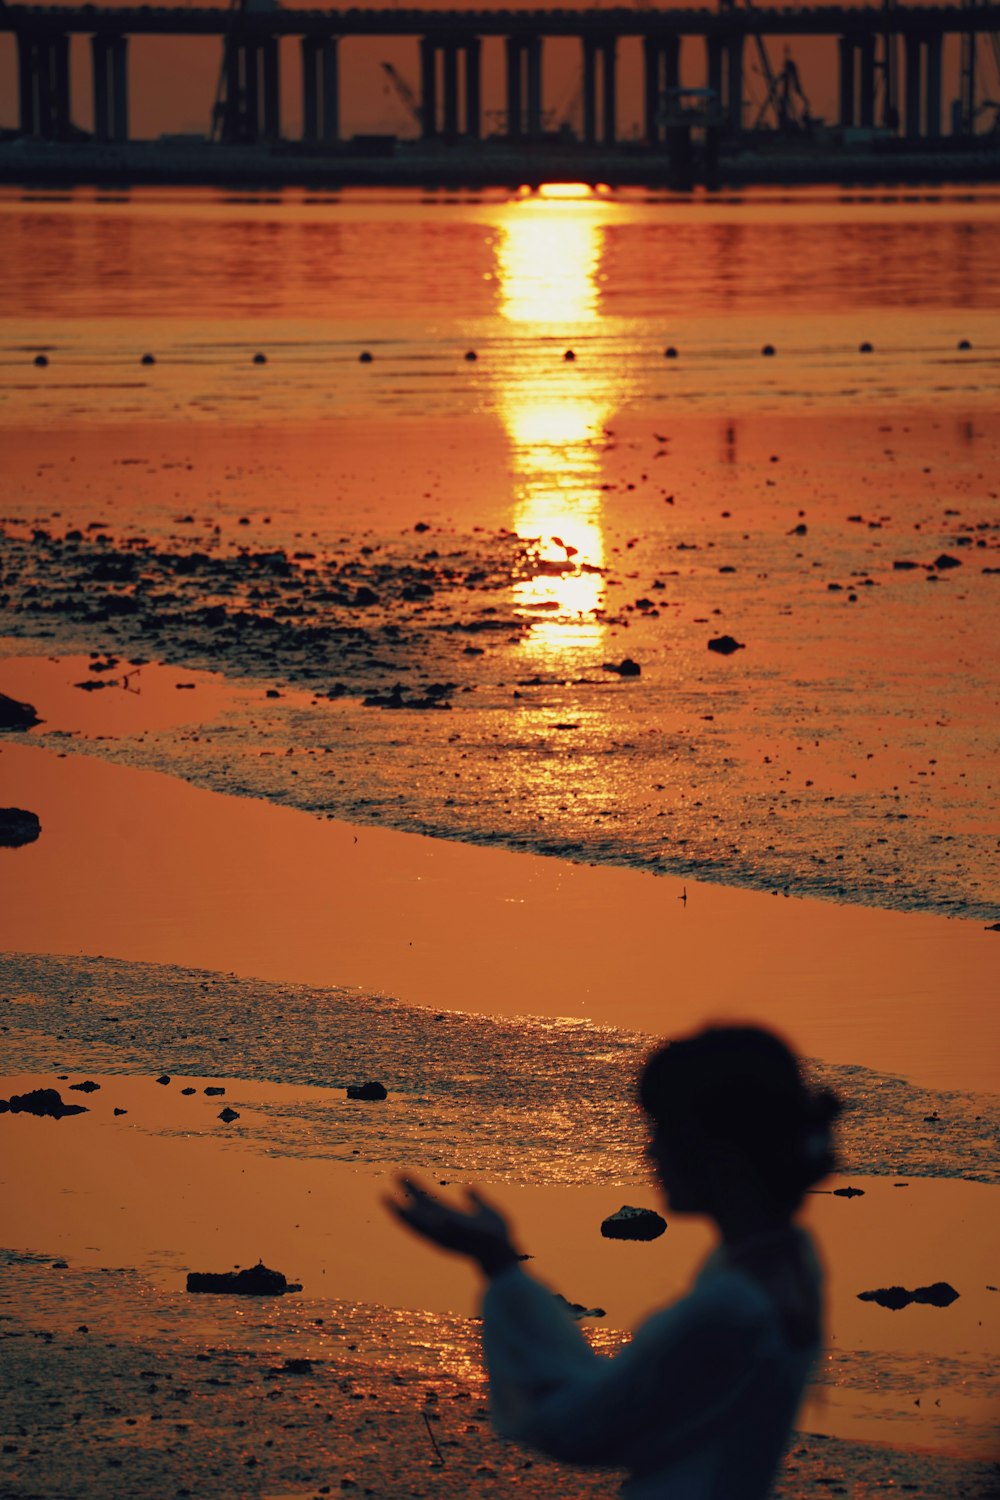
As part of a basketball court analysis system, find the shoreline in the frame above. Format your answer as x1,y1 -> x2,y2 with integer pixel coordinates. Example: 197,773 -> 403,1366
2,137 -> 1000,192
3,737 -> 999,1092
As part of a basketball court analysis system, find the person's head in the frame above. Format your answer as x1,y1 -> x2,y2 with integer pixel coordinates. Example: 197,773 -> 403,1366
639,1025 -> 841,1220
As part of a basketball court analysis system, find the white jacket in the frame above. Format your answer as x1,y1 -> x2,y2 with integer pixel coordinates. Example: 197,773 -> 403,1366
481,1231 -> 821,1499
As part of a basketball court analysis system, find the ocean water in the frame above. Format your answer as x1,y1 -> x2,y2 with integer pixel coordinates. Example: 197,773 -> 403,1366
1,186 -> 999,918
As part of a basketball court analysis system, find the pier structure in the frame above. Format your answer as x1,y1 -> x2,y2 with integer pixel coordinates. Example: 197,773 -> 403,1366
4,4 -> 999,148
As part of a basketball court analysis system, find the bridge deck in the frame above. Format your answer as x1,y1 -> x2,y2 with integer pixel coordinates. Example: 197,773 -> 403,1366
4,2 -> 1000,36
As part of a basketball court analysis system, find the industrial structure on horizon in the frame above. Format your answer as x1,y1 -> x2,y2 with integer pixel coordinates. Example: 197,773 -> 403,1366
4,0 -> 1000,183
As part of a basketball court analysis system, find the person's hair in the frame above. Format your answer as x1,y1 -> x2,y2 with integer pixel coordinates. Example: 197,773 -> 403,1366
638,1025 -> 842,1210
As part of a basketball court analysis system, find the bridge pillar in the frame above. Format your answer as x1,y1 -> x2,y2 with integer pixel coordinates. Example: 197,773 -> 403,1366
526,35 -> 543,139
643,37 -> 659,143
858,33 -> 876,128
261,38 -> 280,141
838,35 -> 856,128
321,40 -> 338,142
925,31 -> 942,138
506,36 -> 523,137
465,38 -> 481,140
18,33 -> 73,141
601,38 -> 616,145
301,38 -> 338,144
244,43 -> 261,141
302,39 -> 318,141
903,32 -> 921,138
443,42 -> 459,140
958,32 -> 976,133
726,34 -> 743,135
706,34 -> 723,114
420,35 -> 438,138
582,36 -> 597,145
106,35 -> 127,141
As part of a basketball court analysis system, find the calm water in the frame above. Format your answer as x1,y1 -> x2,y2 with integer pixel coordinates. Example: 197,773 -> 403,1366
1,185 -> 999,921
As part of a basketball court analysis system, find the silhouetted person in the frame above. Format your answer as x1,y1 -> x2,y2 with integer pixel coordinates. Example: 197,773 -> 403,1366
387,1024 -> 841,1498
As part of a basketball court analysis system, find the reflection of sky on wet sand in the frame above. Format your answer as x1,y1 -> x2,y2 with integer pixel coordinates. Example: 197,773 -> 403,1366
491,191 -> 626,664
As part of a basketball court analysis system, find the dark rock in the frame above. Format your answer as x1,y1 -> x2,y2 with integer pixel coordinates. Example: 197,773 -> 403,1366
68,1080 -> 100,1093
217,1107 -> 240,1122
832,1186 -> 865,1198
347,1081 -> 388,1100
140,353 -> 156,366
273,1357 -> 314,1374
893,560 -> 920,571
204,1086 -> 226,1096
984,922 -> 1000,932
957,339 -> 972,350
464,350 -> 478,362
788,523 -> 808,536
761,344 -> 776,357
708,635 -> 745,655
932,554 -> 962,570
858,1281 -> 959,1310
3,1088 -> 87,1119
0,693 -> 41,731
114,1108 -> 127,1116
859,342 -> 873,353
600,1205 -> 667,1242
602,658 -> 641,677
555,1295 -> 606,1320
352,586 -> 379,608
155,1075 -> 171,1085
0,808 -> 42,848
564,349 -> 576,362
664,347 -> 678,359
186,1261 -> 300,1296
180,1087 -> 196,1095
34,353 -> 49,367
359,351 -> 373,363
252,352 -> 267,365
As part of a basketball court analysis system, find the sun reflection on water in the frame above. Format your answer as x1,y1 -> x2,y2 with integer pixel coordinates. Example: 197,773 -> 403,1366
490,189 -> 625,663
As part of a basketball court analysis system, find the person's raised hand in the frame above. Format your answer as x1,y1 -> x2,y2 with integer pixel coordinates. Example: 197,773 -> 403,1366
384,1175 -> 522,1276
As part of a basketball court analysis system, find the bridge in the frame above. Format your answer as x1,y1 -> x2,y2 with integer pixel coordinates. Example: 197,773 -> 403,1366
5,3 -> 1000,153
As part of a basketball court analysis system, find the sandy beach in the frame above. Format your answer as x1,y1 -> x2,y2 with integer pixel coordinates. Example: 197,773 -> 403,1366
1,185 -> 999,1497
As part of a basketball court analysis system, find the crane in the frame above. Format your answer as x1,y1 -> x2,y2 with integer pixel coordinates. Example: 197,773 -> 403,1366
381,61 -> 421,131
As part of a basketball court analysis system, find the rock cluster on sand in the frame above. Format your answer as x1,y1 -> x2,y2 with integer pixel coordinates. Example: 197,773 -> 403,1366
0,1088 -> 88,1119
0,808 -> 41,848
347,1080 -> 388,1100
600,1206 -> 667,1241
858,1281 -> 959,1310
555,1294 -> 607,1320
186,1261 -> 301,1296
0,693 -> 41,730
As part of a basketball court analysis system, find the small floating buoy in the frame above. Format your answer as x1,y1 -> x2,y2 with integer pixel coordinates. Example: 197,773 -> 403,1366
957,338 -> 971,351
464,350 -> 477,362
140,352 -> 156,366
761,344 -> 775,357
33,353 -> 49,368
859,341 -> 873,354
564,349 -> 575,362
359,351 -> 373,363
252,352 -> 267,365
664,346 -> 678,359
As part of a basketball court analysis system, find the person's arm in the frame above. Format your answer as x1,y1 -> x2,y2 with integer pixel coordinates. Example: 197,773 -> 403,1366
482,1265 -> 768,1468
385,1177 -> 766,1468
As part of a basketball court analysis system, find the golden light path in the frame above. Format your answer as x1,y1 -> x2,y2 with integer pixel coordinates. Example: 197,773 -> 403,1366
489,188 -> 623,663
